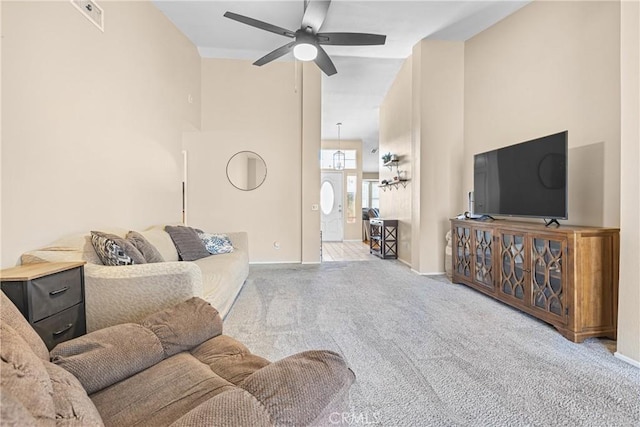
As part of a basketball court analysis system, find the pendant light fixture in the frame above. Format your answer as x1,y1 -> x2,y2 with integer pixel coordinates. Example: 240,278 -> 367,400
332,122 -> 345,170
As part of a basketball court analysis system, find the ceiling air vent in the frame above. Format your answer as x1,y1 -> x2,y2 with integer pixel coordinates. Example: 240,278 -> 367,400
70,0 -> 104,32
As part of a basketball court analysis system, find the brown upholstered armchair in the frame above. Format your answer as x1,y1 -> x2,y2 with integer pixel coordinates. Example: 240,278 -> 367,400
0,293 -> 355,426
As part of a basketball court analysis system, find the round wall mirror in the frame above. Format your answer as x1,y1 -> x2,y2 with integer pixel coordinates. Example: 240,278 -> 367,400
226,151 -> 267,191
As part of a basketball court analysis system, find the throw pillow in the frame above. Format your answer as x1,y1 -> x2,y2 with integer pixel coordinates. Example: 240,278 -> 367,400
197,232 -> 234,255
164,226 -> 210,261
126,231 -> 165,263
140,227 -> 179,262
90,231 -> 146,266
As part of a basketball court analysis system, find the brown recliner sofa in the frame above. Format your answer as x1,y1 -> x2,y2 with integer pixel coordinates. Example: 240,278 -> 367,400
0,293 -> 355,426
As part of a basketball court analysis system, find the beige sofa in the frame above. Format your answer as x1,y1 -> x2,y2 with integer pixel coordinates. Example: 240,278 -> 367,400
1,294 -> 355,426
22,225 -> 248,332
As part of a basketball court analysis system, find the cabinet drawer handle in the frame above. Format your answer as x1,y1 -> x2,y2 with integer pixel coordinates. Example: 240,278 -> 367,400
53,323 -> 73,336
49,286 -> 70,296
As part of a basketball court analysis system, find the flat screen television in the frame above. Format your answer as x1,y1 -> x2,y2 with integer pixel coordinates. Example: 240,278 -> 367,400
473,131 -> 568,219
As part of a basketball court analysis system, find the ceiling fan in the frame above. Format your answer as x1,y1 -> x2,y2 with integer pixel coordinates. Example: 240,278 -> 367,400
223,0 -> 386,76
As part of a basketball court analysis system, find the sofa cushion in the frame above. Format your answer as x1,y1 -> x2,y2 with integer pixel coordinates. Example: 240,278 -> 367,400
198,232 -> 234,255
127,231 -> 165,263
91,231 -> 147,265
239,350 -> 356,426
140,297 -> 222,358
0,393 -> 39,425
22,232 -> 103,265
0,293 -> 49,361
90,352 -> 235,427
51,323 -> 165,394
195,249 -> 249,317
169,388 -> 273,427
191,335 -> 270,386
45,362 -> 104,425
51,298 -> 221,393
0,322 -> 102,426
165,226 -> 210,261
0,323 -> 55,422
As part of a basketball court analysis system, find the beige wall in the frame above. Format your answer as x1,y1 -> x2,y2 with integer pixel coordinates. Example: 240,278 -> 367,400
379,41 -> 464,273
321,139 -> 363,241
617,0 -> 640,364
464,0 -> 637,364
380,0 -> 635,362
184,59 -> 321,263
301,63 -> 322,263
464,0 -> 621,227
379,41 -> 465,273
412,40 -> 465,274
1,0 -> 200,267
379,58 -> 413,264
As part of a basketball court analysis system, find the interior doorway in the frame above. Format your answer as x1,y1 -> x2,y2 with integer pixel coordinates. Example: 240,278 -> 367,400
320,171 -> 343,241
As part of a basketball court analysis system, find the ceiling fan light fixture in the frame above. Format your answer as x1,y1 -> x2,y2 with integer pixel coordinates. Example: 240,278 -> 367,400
293,43 -> 318,61
223,1 -> 386,76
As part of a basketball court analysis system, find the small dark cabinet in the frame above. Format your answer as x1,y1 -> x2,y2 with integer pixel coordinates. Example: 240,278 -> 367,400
370,218 -> 398,259
1,261 -> 87,350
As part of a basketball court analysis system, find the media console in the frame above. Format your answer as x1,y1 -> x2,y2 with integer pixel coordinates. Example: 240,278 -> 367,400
450,219 -> 619,342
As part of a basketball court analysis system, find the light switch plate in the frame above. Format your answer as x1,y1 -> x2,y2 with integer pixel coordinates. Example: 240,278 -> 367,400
70,0 -> 104,32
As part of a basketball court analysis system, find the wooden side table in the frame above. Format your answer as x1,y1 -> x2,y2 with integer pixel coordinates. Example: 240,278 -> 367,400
369,218 -> 398,259
1,261 -> 87,350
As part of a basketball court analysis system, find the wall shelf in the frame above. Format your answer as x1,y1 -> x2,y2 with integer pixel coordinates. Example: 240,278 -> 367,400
378,179 -> 409,191
380,154 -> 408,190
383,160 -> 399,170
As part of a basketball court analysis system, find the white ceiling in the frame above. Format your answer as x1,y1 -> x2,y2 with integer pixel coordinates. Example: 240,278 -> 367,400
153,0 -> 529,172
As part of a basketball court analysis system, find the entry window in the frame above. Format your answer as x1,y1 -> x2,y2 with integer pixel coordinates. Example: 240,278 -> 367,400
320,181 -> 335,215
320,150 -> 356,170
362,180 -> 380,209
346,175 -> 357,223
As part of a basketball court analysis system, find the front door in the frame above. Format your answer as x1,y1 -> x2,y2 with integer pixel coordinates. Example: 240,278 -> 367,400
321,172 -> 343,241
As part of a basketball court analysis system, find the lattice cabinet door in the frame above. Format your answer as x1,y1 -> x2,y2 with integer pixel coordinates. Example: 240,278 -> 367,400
498,232 -> 528,306
453,225 -> 472,280
472,227 -> 495,291
529,236 -> 568,324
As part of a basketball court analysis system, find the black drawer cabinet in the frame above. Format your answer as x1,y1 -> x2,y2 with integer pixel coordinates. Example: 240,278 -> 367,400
1,261 -> 87,350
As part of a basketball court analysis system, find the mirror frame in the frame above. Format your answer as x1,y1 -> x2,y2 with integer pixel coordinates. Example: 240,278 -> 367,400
225,151 -> 267,191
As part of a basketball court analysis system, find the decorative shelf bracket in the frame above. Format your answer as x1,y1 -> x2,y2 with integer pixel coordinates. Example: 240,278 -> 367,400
378,180 -> 409,191
380,154 -> 409,191
383,160 -> 399,170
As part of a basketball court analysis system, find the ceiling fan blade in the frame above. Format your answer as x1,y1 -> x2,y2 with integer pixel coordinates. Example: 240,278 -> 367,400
224,12 -> 295,38
317,32 -> 387,46
302,0 -> 331,32
314,45 -> 337,76
253,41 -> 297,66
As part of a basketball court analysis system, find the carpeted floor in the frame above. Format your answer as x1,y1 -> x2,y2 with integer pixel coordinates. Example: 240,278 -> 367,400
224,261 -> 640,426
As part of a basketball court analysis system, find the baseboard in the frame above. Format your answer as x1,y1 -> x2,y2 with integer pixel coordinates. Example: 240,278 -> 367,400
397,258 -> 411,267
614,352 -> 640,368
410,269 -> 446,276
249,261 -> 301,265
301,261 -> 321,265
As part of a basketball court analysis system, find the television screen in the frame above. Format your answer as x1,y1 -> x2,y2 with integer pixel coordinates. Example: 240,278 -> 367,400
473,131 -> 568,219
